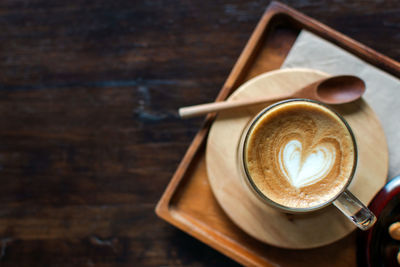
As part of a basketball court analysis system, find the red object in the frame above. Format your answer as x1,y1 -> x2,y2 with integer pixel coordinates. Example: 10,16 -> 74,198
357,175 -> 400,266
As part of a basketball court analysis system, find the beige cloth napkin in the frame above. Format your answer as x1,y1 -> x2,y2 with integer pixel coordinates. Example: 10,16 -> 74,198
282,30 -> 400,179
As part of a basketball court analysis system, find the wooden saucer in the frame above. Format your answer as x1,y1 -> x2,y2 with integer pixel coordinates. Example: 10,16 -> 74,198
206,68 -> 388,249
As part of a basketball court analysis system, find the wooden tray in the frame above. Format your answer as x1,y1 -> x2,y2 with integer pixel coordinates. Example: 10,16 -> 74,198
155,2 -> 400,266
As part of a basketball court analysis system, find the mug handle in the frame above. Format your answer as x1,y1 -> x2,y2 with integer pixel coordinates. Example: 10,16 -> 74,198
333,190 -> 376,230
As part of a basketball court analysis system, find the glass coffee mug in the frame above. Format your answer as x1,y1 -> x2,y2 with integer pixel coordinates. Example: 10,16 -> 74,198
238,99 -> 376,230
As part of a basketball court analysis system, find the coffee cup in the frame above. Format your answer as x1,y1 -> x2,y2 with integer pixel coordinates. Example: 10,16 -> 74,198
238,99 -> 376,230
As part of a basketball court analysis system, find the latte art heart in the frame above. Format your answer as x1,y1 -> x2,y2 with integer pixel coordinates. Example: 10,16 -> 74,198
278,139 -> 336,188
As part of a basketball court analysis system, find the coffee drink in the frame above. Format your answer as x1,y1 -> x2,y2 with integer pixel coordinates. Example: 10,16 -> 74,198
244,100 -> 356,210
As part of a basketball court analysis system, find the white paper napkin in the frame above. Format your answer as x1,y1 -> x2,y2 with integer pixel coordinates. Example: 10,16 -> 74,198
282,30 -> 400,179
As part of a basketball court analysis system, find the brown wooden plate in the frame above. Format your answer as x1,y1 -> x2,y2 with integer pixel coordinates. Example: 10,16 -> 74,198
206,68 -> 387,249
156,1 -> 400,266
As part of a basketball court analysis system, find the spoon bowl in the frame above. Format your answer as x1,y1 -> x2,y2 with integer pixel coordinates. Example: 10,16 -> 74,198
316,75 -> 366,104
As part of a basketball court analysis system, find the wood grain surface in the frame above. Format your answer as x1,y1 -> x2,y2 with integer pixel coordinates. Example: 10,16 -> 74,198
0,0 -> 399,266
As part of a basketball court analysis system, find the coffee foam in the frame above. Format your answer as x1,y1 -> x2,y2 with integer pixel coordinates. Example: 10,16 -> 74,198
245,101 -> 355,209
279,139 -> 336,188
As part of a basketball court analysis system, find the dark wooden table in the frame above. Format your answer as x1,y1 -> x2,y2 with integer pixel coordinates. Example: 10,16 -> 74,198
0,1 -> 399,266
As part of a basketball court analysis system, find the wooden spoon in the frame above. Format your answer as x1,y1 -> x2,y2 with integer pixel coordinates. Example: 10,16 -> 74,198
179,75 -> 365,118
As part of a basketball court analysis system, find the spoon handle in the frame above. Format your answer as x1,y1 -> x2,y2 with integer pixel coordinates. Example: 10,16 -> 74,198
179,94 -> 292,118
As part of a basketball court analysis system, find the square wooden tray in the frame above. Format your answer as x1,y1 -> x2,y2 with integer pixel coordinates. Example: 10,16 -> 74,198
155,2 -> 400,266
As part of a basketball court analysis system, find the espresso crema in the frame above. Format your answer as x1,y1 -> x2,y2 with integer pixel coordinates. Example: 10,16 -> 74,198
244,101 -> 356,209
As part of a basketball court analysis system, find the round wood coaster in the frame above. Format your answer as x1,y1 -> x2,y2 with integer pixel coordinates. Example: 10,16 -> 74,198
206,68 -> 388,249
